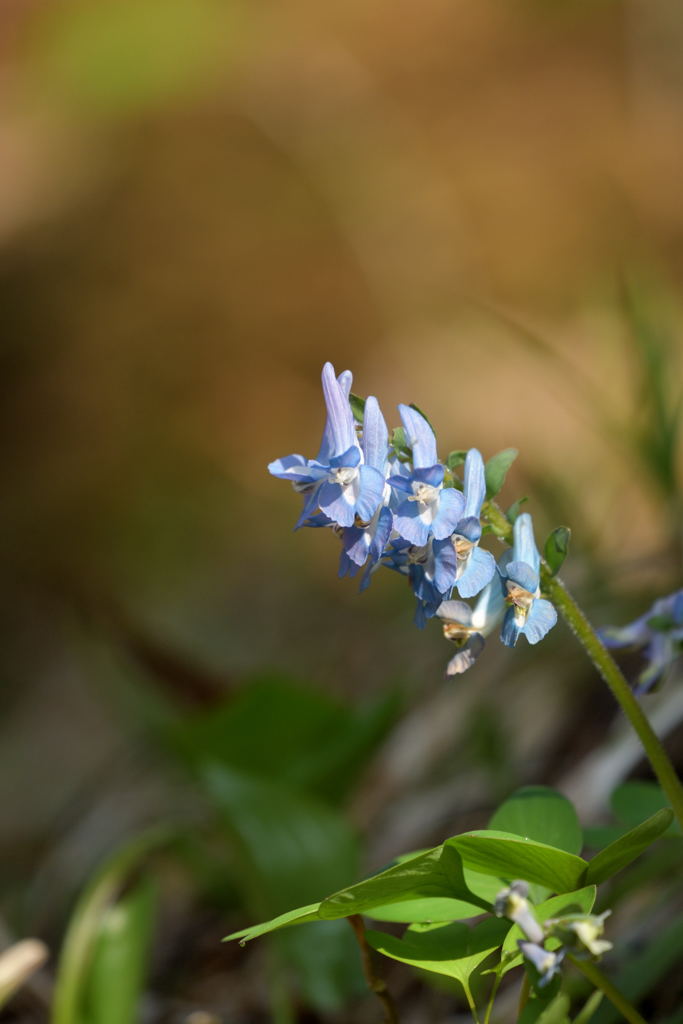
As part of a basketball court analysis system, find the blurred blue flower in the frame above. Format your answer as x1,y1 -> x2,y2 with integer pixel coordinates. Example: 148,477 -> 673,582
599,589 -> 683,693
268,363 -> 386,529
518,941 -> 564,987
453,448 -> 496,598
390,405 -> 464,547
499,513 -> 557,647
437,581 -> 504,675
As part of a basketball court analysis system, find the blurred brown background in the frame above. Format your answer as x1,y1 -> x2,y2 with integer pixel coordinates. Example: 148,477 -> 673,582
1,1 -> 682,1021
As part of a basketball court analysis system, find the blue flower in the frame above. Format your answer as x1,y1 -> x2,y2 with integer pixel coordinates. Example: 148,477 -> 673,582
390,405 -> 464,547
599,589 -> 683,694
268,363 -> 386,529
437,580 -> 505,675
518,941 -> 564,987
452,449 -> 496,599
383,536 -> 457,626
499,513 -> 557,647
338,395 -> 393,586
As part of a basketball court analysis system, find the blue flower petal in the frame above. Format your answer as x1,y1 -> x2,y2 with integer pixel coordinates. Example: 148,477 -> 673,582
387,474 -> 414,495
463,448 -> 486,519
362,396 -> 389,471
321,361 -> 356,456
356,465 -> 386,522
398,404 -> 438,468
501,607 -> 522,647
446,634 -> 485,676
413,464 -> 445,487
329,445 -> 361,469
523,598 -> 557,644
268,454 -> 319,482
437,599 -> 473,626
513,513 -> 540,575
433,538 -> 457,594
457,546 -> 496,599
505,560 -> 539,594
432,488 -> 465,540
455,515 -> 482,543
318,480 -> 355,527
635,634 -> 673,693
393,500 -> 432,547
599,617 -> 651,649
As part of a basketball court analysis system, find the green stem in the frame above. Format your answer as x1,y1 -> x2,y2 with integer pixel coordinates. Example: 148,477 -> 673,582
543,572 -> 683,829
462,979 -> 481,1024
482,500 -> 683,831
516,973 -> 530,1020
569,956 -> 648,1024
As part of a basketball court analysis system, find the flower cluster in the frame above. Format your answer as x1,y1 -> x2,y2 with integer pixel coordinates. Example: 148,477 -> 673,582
494,881 -> 612,988
269,363 -> 557,672
599,589 -> 683,694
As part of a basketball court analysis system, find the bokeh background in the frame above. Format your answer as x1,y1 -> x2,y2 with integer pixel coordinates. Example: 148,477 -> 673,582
1,1 -> 682,1021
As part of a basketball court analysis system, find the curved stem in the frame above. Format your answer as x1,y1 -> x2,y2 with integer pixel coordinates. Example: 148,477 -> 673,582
569,956 -> 648,1024
482,500 -> 683,830
543,572 -> 683,829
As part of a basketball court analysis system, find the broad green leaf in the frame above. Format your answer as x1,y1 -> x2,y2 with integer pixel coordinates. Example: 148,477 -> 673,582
366,897 -> 484,924
349,393 -> 366,424
366,917 -> 508,989
611,781 -> 679,833
447,831 -> 587,893
205,765 -> 362,1010
202,765 -> 358,915
224,903 -> 322,944
85,877 -> 157,1024
543,527 -> 571,576
500,886 -> 596,975
489,787 -> 583,856
320,844 -> 489,921
166,677 -> 397,805
519,992 -> 571,1024
485,448 -> 518,498
583,808 -> 674,885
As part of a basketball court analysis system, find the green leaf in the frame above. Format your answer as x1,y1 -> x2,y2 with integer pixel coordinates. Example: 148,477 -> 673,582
366,897 -> 484,924
611,781 -> 679,834
507,497 -> 529,523
84,877 -> 157,1024
390,426 -> 411,457
349,393 -> 366,425
500,887 -> 596,975
166,676 -> 397,805
543,527 -> 571,576
519,992 -> 571,1024
52,828 -> 172,1024
366,917 -> 508,990
319,846 -> 488,921
489,787 -> 583,856
485,449 -> 519,498
446,450 -> 467,470
205,765 -> 362,1011
583,808 -> 674,885
447,831 -> 587,893
224,903 -> 323,944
